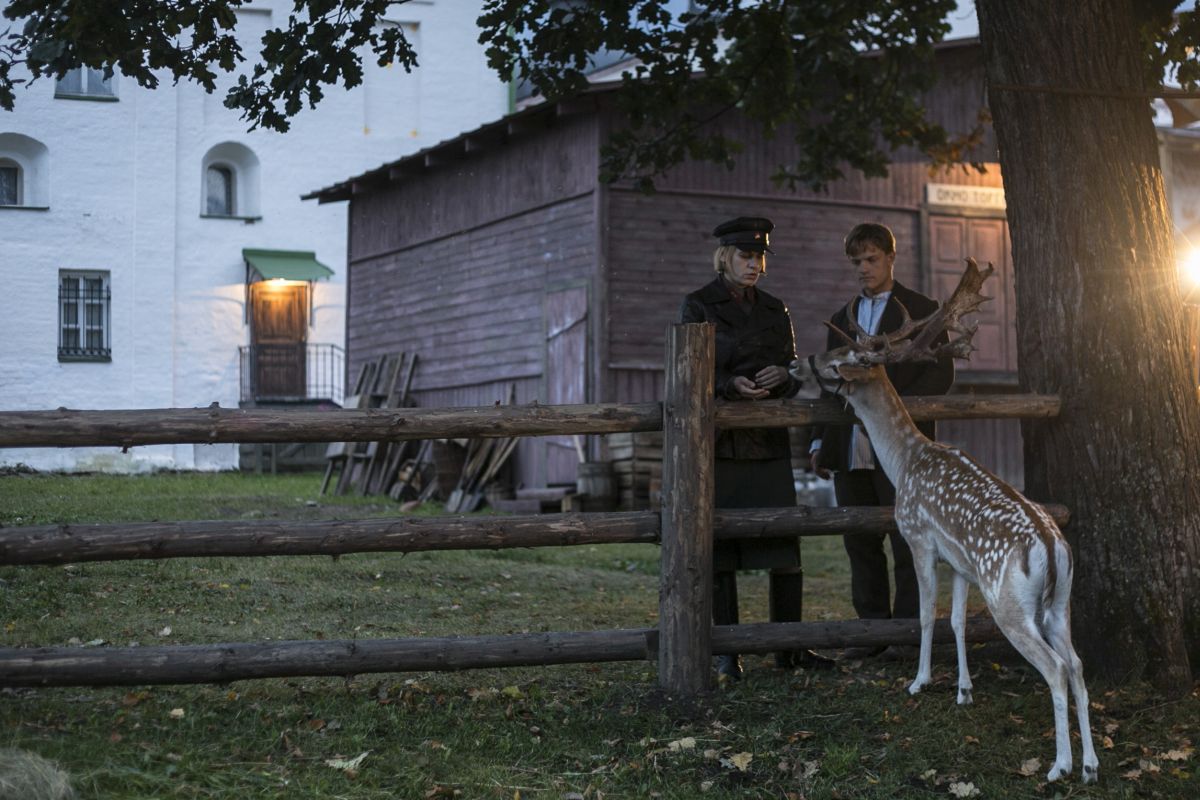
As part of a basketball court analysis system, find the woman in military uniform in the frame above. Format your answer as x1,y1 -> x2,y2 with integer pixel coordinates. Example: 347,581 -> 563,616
679,216 -> 831,679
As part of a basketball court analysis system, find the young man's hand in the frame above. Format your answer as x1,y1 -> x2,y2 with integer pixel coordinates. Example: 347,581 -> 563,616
810,451 -> 832,480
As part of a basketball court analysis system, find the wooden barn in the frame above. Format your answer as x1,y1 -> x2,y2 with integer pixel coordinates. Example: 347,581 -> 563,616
306,38 -> 1023,495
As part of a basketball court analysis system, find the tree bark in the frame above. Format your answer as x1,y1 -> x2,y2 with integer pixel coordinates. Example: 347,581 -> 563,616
977,0 -> 1200,693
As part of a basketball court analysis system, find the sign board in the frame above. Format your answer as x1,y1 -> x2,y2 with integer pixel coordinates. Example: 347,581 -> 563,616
925,183 -> 1006,210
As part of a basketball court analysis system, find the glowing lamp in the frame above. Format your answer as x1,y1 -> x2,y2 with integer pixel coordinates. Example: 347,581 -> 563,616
1183,249 -> 1200,307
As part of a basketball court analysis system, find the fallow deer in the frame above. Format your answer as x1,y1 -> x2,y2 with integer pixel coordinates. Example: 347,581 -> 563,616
789,259 -> 1098,784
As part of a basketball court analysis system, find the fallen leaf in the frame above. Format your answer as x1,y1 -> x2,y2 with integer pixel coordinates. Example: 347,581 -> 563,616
168,708 -> 185,719
1018,758 -> 1041,777
720,752 -> 753,772
963,735 -> 980,745
1163,748 -> 1193,762
667,737 -> 696,752
1139,759 -> 1161,774
157,626 -> 172,637
699,781 -> 714,793
948,781 -> 981,798
1121,768 -> 1143,781
326,752 -> 369,772
1103,736 -> 1115,750
798,761 -> 819,780
502,686 -> 524,699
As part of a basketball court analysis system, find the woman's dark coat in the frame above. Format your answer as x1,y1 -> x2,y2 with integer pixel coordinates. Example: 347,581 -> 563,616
680,276 -> 801,570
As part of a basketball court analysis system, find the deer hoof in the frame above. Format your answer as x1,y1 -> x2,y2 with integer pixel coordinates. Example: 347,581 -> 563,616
956,687 -> 973,705
1082,763 -> 1099,784
1046,762 -> 1071,783
907,678 -> 928,696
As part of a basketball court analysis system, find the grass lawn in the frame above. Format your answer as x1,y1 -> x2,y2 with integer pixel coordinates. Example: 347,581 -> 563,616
1,471 -> 1196,799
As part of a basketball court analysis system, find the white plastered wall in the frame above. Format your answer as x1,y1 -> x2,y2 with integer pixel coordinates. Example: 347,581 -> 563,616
0,0 -> 509,472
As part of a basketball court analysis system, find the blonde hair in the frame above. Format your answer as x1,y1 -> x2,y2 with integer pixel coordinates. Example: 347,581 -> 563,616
713,244 -> 766,275
713,245 -> 736,273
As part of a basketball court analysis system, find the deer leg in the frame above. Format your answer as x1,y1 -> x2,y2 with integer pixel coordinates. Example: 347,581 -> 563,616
950,572 -> 972,705
907,547 -> 938,696
992,611 -> 1073,782
1043,607 -> 1099,783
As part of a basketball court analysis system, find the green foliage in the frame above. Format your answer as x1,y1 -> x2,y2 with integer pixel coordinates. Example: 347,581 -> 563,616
0,0 -> 417,131
479,0 -> 976,191
5,1 -> 1200,188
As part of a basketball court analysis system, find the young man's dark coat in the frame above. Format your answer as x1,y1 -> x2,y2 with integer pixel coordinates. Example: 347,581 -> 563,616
813,281 -> 955,471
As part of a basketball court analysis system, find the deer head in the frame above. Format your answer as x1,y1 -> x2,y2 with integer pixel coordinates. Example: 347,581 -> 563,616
791,258 -> 995,394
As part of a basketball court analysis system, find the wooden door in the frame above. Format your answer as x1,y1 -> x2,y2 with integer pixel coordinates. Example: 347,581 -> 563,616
927,214 -> 1023,487
250,282 -> 308,399
544,286 -> 588,485
928,215 -> 1016,373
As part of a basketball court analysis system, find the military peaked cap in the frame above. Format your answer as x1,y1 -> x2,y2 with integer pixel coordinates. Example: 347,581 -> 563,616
712,216 -> 774,253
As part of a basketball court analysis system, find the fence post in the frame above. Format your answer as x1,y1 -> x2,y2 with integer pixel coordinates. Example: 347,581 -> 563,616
659,323 -> 715,695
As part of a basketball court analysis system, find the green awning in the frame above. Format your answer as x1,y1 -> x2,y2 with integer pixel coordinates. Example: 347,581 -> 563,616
243,248 -> 334,282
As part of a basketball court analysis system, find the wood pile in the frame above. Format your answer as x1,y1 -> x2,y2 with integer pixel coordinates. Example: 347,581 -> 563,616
608,431 -> 662,510
442,384 -> 521,513
320,352 -> 436,501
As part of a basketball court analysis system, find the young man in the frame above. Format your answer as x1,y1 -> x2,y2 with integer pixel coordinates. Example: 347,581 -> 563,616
809,223 -> 954,659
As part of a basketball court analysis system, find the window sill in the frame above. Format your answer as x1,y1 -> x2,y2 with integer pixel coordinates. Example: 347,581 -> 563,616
58,352 -> 112,363
200,213 -> 262,224
0,204 -> 49,211
53,93 -> 119,102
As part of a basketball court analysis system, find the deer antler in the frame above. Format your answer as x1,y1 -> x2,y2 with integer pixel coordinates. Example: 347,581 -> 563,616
847,258 -> 995,365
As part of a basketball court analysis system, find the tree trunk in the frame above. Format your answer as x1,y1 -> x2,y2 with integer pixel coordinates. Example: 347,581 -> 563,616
977,0 -> 1200,693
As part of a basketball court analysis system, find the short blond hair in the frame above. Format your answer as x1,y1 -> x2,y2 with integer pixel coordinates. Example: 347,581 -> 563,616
713,244 -> 737,273
713,244 -> 767,275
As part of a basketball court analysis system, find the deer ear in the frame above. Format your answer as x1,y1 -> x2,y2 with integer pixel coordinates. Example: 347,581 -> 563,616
835,363 -> 875,381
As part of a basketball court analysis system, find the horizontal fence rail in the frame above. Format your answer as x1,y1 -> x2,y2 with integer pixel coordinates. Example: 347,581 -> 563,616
0,618 -> 1001,688
0,324 -> 1066,693
0,394 -> 1059,448
0,505 -> 1071,567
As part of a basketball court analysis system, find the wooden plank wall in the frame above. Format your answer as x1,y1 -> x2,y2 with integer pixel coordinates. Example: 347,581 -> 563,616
348,113 -> 598,262
349,195 -> 595,389
347,193 -> 597,489
604,189 -> 923,376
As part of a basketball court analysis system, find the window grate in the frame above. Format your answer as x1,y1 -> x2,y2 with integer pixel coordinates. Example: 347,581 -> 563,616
58,273 -> 111,361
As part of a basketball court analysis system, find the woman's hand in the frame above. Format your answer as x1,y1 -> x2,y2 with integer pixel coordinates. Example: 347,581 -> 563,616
753,365 -> 789,390
731,376 -> 769,399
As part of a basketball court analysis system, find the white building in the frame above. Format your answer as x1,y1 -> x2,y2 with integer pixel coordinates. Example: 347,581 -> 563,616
0,0 -> 508,472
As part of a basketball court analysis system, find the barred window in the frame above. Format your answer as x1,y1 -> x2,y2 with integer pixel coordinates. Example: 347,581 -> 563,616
55,67 -> 117,100
58,271 -> 111,362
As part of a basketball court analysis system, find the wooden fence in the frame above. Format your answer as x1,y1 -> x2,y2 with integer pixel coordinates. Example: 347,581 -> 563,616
0,324 -> 1064,695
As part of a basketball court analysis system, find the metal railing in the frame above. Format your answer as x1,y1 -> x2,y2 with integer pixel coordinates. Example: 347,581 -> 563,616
238,343 -> 344,405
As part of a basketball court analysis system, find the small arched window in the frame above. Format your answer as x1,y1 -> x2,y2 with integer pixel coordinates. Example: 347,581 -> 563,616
0,134 -> 49,208
200,142 -> 260,219
206,165 -> 235,216
0,157 -> 20,206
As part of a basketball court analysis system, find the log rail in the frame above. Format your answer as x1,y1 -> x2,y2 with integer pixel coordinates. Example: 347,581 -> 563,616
0,394 -> 1059,448
0,506 -> 1071,567
0,324 -> 1063,693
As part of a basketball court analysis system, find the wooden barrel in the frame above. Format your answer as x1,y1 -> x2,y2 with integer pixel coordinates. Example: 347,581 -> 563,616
576,461 -> 616,503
